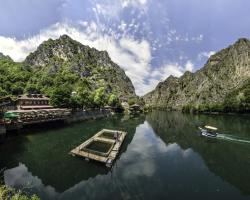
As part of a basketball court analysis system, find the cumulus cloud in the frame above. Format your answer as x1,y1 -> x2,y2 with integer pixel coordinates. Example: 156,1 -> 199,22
143,60 -> 194,93
0,20 -> 196,95
184,60 -> 194,72
150,64 -> 183,81
92,0 -> 148,20
0,22 -> 151,95
198,51 -> 216,60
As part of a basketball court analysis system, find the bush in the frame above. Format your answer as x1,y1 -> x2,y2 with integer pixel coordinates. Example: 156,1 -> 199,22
0,185 -> 40,200
128,97 -> 137,106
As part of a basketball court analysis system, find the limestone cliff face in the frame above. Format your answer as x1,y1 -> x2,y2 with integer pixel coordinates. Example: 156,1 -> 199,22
24,35 -> 136,98
143,38 -> 250,110
0,52 -> 12,61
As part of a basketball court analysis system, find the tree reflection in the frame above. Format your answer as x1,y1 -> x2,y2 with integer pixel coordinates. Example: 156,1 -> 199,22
146,110 -> 250,195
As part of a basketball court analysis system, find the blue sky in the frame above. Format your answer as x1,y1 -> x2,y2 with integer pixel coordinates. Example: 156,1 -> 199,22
0,0 -> 249,95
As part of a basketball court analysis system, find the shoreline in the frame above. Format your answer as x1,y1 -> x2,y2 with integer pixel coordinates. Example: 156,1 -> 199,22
65,109 -> 112,124
1,109 -> 112,136
146,107 -> 250,115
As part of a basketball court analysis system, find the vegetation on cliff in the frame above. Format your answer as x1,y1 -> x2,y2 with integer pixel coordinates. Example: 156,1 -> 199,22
0,35 -> 137,109
182,80 -> 250,113
144,38 -> 250,113
0,57 -> 31,97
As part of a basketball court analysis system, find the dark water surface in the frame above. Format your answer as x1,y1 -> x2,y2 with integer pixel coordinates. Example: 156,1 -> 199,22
1,111 -> 250,200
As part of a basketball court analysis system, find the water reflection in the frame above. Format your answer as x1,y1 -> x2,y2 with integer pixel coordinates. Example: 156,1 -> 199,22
146,111 -> 250,195
1,112 -> 250,199
0,115 -> 146,199
4,164 -> 59,199
3,121 -> 202,200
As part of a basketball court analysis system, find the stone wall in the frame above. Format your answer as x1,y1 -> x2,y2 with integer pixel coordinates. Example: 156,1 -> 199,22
65,109 -> 112,124
2,110 -> 112,135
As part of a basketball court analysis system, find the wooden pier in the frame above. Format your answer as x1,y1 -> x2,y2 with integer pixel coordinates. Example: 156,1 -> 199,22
70,129 -> 127,167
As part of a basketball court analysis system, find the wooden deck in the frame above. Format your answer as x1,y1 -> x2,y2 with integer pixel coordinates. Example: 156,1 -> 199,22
70,129 -> 127,167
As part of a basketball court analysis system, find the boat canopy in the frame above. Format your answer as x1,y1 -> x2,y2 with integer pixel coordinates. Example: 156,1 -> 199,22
205,125 -> 218,131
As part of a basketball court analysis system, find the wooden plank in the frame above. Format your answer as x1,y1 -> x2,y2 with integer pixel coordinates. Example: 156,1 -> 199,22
95,137 -> 114,143
70,129 -> 127,167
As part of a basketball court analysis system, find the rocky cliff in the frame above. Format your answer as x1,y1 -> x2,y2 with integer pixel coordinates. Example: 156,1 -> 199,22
24,35 -> 136,98
0,35 -> 138,108
0,52 -> 12,61
143,38 -> 250,110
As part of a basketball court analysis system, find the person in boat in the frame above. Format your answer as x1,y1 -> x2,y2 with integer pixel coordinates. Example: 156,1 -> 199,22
199,125 -> 218,137
114,131 -> 120,143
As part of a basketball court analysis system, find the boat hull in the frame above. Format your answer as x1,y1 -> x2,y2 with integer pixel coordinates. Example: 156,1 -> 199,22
199,127 -> 218,138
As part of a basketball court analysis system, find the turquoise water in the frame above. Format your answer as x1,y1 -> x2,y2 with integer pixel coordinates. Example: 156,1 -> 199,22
0,111 -> 250,200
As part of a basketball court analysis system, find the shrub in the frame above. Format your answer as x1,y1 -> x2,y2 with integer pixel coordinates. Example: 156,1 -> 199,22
0,185 -> 40,200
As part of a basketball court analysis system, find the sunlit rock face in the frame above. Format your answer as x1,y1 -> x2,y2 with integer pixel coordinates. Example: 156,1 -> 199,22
143,38 -> 250,110
23,35 -> 136,99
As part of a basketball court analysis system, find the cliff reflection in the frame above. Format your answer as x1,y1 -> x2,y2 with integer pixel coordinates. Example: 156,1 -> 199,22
0,115 -> 145,193
146,111 -> 250,195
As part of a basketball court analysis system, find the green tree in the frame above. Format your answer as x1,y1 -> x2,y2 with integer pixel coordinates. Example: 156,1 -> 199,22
10,83 -> 24,95
69,95 -> 81,109
25,83 -> 40,94
74,79 -> 93,108
108,94 -> 119,107
50,86 -> 72,108
0,87 -> 7,97
77,89 -> 92,109
93,87 -> 107,108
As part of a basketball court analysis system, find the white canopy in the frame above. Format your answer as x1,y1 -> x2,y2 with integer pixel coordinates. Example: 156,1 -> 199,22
205,125 -> 218,131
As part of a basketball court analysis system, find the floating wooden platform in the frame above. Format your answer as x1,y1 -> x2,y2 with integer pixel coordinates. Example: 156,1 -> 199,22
70,129 -> 127,167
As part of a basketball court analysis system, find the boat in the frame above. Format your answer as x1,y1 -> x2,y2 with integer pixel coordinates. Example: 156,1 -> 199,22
199,125 -> 218,138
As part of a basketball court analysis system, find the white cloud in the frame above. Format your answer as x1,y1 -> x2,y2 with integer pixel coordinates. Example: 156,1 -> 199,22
185,60 -> 194,72
0,22 -> 152,95
198,51 -> 216,60
91,0 -> 148,20
122,0 -> 147,8
92,2 -> 121,19
119,37 -> 151,63
191,34 -> 203,43
78,21 -> 88,27
118,21 -> 127,31
0,21 -> 194,96
141,62 -> 194,94
151,64 -> 183,81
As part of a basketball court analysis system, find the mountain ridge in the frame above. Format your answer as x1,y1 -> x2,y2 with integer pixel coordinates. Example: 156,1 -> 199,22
23,34 -> 136,98
0,35 -> 137,107
143,38 -> 250,111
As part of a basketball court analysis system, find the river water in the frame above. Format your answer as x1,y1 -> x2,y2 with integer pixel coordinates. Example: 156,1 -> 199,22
0,111 -> 250,200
